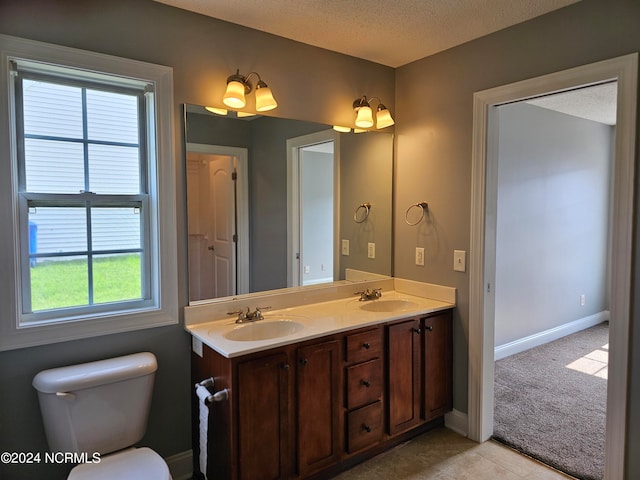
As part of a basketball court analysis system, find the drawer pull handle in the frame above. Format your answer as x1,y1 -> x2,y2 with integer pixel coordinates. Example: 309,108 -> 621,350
362,342 -> 371,349
299,358 -> 308,366
363,424 -> 372,433
282,363 -> 290,371
412,328 -> 422,334
425,325 -> 434,331
361,380 -> 371,388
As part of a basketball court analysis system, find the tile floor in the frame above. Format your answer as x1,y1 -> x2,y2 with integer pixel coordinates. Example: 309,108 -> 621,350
333,427 -> 575,480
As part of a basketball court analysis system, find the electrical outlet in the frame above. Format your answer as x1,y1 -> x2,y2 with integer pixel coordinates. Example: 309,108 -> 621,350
304,265 -> 310,274
415,247 -> 425,266
341,239 -> 350,256
580,294 -> 586,306
368,243 -> 375,259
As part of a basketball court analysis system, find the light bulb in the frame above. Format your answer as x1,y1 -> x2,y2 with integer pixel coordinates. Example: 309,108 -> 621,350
355,105 -> 374,128
223,80 -> 247,109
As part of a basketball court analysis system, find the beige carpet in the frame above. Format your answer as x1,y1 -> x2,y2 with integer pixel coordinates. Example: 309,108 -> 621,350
493,322 -> 608,480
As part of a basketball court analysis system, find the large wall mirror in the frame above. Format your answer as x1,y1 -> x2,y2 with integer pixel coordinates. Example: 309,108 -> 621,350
184,105 -> 393,303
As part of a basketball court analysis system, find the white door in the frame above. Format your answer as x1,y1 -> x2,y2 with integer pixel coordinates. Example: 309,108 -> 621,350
187,151 -> 237,300
208,155 -> 237,297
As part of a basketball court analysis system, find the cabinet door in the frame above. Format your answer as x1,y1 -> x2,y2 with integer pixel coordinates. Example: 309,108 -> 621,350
387,318 -> 421,435
423,310 -> 453,421
237,352 -> 290,480
296,339 -> 341,477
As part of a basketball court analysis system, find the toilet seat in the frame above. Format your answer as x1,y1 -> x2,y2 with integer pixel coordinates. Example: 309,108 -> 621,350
67,447 -> 171,480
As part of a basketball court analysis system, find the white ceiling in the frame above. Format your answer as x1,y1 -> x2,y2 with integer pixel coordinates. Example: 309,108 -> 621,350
152,0 -> 580,68
525,82 -> 617,126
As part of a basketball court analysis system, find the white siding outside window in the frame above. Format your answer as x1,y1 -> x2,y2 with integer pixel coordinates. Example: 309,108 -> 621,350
0,34 -> 178,350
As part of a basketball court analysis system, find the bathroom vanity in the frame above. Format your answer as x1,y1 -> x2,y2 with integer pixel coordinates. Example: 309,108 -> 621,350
186,278 -> 455,480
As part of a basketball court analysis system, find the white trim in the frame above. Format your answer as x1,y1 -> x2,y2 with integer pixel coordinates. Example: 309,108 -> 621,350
185,143 -> 250,295
165,449 -> 193,480
0,34 -> 178,351
286,129 -> 339,287
469,54 -> 637,480
494,311 -> 610,361
444,409 -> 469,437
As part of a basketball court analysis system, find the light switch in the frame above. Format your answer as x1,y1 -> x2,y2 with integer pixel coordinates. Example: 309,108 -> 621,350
341,239 -> 350,256
368,243 -> 375,259
454,250 -> 466,272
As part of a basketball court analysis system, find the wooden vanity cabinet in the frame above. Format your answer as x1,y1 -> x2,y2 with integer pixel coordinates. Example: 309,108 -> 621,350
296,339 -> 342,477
191,308 -> 453,480
387,318 -> 422,435
344,328 -> 384,454
423,310 -> 453,421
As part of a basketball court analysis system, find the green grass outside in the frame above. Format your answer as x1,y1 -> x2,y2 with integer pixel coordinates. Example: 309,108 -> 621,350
30,254 -> 142,311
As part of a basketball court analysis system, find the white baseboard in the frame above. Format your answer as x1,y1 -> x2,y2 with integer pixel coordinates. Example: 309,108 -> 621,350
494,311 -> 609,361
166,450 -> 192,480
445,409 -> 468,437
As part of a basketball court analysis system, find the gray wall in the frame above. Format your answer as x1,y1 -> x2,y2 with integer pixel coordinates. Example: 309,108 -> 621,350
393,0 -> 640,476
0,1 -> 393,478
339,132 -> 393,277
494,103 -> 612,346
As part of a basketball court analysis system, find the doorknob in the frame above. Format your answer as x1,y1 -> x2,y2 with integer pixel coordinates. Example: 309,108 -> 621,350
207,245 -> 215,251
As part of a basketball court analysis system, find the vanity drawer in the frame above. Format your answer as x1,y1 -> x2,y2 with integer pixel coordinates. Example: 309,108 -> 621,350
346,359 -> 382,409
345,328 -> 382,364
346,401 -> 383,453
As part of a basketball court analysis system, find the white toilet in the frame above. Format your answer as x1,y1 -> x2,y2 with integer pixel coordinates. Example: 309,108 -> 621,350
32,352 -> 171,480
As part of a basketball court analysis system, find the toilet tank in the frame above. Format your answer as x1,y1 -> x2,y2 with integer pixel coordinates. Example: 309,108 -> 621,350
32,352 -> 157,455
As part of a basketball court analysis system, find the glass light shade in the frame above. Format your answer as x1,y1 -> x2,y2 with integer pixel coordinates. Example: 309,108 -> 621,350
375,108 -> 395,129
353,128 -> 367,133
255,85 -> 277,112
333,125 -> 351,133
223,80 -> 247,109
355,105 -> 374,128
237,111 -> 256,118
205,106 -> 228,116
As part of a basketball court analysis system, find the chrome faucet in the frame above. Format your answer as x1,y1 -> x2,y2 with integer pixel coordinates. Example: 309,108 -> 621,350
228,306 -> 271,323
355,288 -> 382,301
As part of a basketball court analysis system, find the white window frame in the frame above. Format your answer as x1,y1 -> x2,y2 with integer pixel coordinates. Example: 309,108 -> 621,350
0,34 -> 178,350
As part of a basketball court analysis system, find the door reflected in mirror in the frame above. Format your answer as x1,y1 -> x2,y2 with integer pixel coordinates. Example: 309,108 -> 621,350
184,105 -> 393,303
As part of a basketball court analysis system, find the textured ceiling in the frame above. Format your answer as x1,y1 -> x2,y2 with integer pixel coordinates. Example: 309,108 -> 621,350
525,82 -> 617,125
152,0 -> 580,67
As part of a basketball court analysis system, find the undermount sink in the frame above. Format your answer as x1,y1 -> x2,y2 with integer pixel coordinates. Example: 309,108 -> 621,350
222,319 -> 305,342
359,299 -> 418,313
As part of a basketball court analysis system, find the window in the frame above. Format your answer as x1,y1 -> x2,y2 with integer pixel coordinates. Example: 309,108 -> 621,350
0,35 -> 177,349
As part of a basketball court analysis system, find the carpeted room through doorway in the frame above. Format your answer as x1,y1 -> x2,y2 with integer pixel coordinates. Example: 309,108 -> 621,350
493,322 -> 608,480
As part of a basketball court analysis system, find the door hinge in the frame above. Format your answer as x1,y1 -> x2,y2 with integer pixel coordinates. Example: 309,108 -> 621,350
232,171 -> 237,181
233,233 -> 238,243
487,283 -> 491,294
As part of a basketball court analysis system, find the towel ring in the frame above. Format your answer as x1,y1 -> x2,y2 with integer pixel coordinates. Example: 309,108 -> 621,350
405,202 -> 428,226
354,202 -> 371,223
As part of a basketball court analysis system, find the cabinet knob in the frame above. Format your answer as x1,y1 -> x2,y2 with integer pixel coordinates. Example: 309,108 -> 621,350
282,363 -> 290,371
362,424 -> 372,433
425,325 -> 433,332
412,328 -> 422,334
362,342 -> 371,349
361,380 -> 371,388
299,358 -> 308,366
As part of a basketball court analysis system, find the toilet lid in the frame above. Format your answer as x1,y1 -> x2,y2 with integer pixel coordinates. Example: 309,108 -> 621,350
68,447 -> 171,480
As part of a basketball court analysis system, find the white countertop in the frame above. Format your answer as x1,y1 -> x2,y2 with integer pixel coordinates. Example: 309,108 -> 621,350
187,289 -> 454,358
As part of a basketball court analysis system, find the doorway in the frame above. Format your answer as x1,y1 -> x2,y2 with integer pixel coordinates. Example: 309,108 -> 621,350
491,84 -> 615,478
186,144 -> 249,300
468,53 -> 637,480
287,130 -> 339,287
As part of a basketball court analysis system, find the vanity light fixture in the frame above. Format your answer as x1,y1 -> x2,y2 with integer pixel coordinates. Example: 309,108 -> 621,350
353,96 -> 395,129
223,69 -> 278,112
